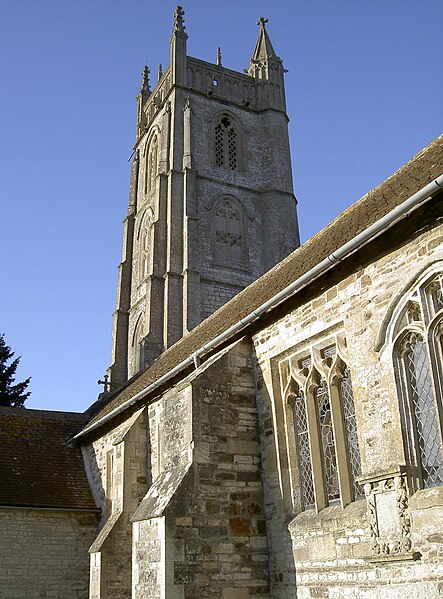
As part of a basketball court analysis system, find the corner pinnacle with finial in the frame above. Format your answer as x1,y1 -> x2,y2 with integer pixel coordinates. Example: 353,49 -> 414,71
216,47 -> 222,66
140,65 -> 151,94
173,5 -> 186,33
137,64 -> 151,106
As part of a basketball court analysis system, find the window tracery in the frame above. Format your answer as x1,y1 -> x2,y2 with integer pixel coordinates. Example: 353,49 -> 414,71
138,211 -> 153,284
145,135 -> 158,193
131,317 -> 145,377
214,197 -> 244,265
289,386 -> 315,508
393,272 -> 443,489
214,114 -> 238,170
284,342 -> 362,512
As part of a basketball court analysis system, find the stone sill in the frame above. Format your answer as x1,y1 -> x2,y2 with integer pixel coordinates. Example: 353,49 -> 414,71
289,498 -> 367,536
366,551 -> 421,564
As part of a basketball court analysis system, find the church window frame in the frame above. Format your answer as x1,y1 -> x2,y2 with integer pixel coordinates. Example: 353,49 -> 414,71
144,133 -> 159,195
212,112 -> 243,172
136,209 -> 154,285
131,315 -> 145,378
283,340 -> 363,513
212,195 -> 248,269
391,270 -> 443,491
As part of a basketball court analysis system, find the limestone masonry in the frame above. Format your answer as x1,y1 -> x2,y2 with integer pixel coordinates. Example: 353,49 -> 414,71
1,6 -> 443,599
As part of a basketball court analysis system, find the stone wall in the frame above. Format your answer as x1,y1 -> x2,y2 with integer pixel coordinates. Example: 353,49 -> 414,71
0,508 -> 97,599
252,220 -> 443,597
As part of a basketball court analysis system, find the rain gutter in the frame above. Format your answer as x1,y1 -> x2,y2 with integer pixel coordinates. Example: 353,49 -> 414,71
73,174 -> 443,441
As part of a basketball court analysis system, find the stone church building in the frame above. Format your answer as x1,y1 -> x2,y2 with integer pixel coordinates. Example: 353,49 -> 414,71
1,7 -> 443,599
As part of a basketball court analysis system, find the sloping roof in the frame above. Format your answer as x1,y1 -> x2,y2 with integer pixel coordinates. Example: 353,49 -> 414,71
0,407 -> 98,510
84,134 -> 443,434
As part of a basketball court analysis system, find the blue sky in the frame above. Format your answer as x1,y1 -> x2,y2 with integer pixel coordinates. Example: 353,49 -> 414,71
1,0 -> 442,413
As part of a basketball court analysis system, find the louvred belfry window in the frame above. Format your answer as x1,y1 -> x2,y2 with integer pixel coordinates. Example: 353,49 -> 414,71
214,115 -> 238,170
393,273 -> 443,489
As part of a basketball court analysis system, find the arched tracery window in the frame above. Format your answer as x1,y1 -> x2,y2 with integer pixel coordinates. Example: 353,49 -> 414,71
393,272 -> 443,489
340,367 -> 363,498
131,316 -> 145,377
214,114 -> 238,170
290,384 -> 315,509
138,211 -> 153,284
286,344 -> 362,512
145,135 -> 158,193
214,197 -> 244,265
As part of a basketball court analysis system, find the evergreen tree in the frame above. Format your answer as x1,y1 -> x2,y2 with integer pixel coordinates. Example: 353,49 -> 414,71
0,334 -> 30,408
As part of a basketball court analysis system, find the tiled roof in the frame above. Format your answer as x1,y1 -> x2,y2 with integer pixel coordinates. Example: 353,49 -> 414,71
0,407 -> 98,510
84,134 -> 443,434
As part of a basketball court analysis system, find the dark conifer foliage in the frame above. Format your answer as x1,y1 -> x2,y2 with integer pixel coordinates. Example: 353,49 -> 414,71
0,334 -> 30,407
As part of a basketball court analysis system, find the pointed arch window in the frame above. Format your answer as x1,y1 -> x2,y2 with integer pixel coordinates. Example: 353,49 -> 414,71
290,385 -> 315,508
145,135 -> 158,193
214,115 -> 238,170
393,272 -> 443,489
340,367 -> 363,498
285,344 -> 363,512
131,317 -> 145,377
316,377 -> 340,502
137,210 -> 153,284
213,197 -> 245,266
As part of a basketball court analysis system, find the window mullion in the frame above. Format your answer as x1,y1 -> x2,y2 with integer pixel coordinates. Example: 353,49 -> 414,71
305,387 -> 327,512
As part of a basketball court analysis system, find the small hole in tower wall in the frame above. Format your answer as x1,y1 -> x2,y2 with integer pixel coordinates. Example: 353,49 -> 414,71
213,79 -> 218,87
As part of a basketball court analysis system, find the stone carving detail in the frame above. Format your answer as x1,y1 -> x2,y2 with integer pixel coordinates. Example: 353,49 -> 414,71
214,198 -> 243,264
434,319 -> 443,340
365,475 -> 412,556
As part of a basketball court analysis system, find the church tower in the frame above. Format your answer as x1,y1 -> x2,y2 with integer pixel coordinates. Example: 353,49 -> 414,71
109,7 -> 300,388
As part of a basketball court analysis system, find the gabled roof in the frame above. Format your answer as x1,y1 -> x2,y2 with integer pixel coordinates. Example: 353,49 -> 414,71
82,134 -> 443,437
0,407 -> 98,510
